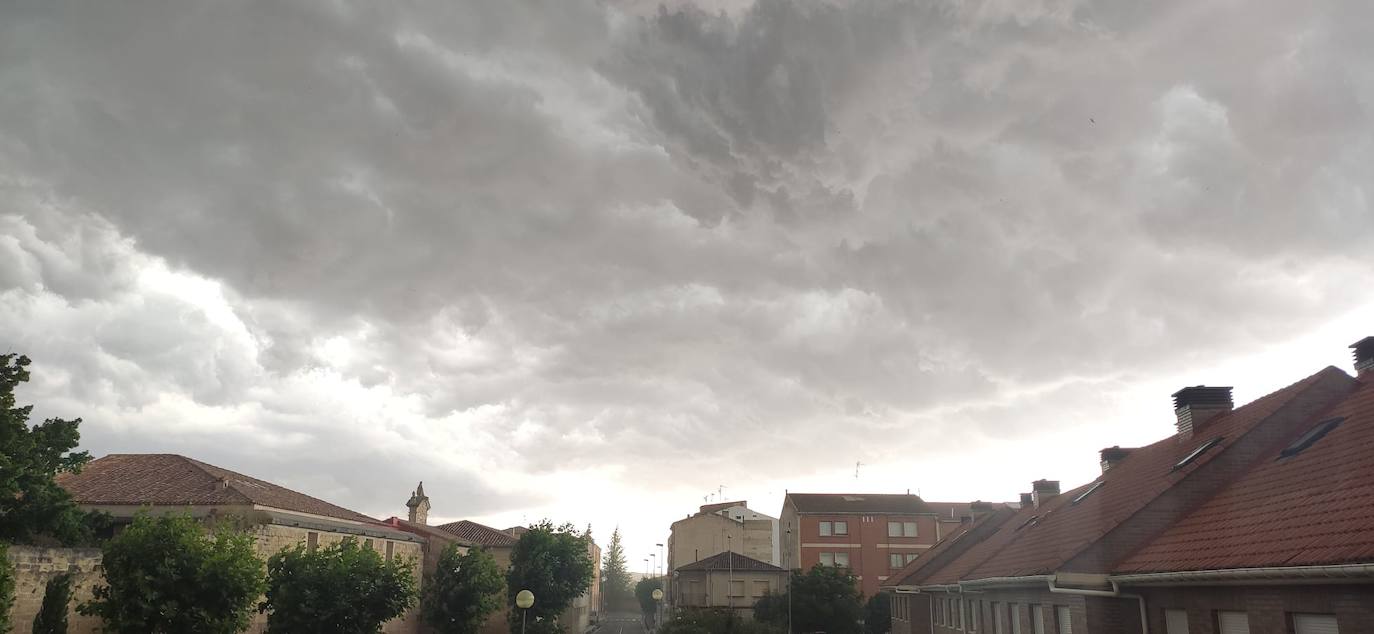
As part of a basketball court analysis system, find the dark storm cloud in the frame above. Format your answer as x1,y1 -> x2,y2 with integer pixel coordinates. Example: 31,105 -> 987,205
3,0 -> 1373,526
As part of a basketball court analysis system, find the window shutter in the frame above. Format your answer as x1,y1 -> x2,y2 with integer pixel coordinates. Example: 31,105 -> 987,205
1293,614 -> 1340,634
1165,610 -> 1189,634
1056,606 -> 1072,634
1217,612 -> 1250,634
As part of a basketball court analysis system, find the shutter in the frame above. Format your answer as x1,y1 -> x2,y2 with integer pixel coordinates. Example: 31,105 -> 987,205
1217,612 -> 1250,634
1056,606 -> 1072,634
1294,614 -> 1340,634
1165,610 -> 1189,634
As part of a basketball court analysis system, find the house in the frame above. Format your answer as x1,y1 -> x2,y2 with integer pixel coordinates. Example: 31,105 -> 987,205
669,500 -> 777,573
779,492 -> 975,597
57,454 -> 426,634
671,551 -> 788,620
886,337 -> 1374,634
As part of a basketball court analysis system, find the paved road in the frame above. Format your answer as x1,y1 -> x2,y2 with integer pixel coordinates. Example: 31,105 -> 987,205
599,611 -> 649,634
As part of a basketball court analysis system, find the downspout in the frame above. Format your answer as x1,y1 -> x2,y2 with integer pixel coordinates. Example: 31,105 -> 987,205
1047,576 -> 1148,634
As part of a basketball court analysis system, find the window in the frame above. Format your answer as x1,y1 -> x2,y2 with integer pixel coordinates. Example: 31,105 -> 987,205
1173,437 -> 1224,471
935,597 -> 943,624
1217,611 -> 1250,634
1010,604 -> 1022,634
307,531 -> 319,551
820,521 -> 833,536
819,552 -> 835,566
906,553 -> 919,564
1055,606 -> 1072,634
1071,481 -> 1104,505
729,580 -> 745,597
385,540 -> 394,562
1165,609 -> 1189,634
904,521 -> 918,536
835,521 -> 849,535
955,599 -> 964,630
889,521 -> 902,537
1032,605 -> 1045,634
1292,614 -> 1338,634
752,580 -> 769,597
834,552 -> 850,567
1280,417 -> 1344,459
969,600 -> 978,632
364,538 -> 374,550
890,553 -> 904,568
994,602 -> 1005,634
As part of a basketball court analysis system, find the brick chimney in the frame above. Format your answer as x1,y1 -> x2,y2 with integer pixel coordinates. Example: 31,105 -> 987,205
1019,492 -> 1033,507
970,501 -> 993,518
1031,480 -> 1060,509
1099,446 -> 1133,473
1351,337 -> 1374,378
406,482 -> 430,525
1172,386 -> 1233,438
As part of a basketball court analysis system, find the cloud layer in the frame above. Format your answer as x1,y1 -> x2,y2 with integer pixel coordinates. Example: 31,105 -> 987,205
4,0 -> 1373,557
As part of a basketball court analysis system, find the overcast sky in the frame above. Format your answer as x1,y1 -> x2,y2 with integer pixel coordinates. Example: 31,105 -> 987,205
4,0 -> 1374,567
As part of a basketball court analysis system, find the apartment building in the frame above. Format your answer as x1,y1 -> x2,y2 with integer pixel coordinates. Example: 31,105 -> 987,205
886,337 -> 1374,634
669,500 -> 778,572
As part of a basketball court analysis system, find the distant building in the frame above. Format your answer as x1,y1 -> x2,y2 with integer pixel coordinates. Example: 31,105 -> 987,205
668,500 -> 778,574
886,338 -> 1374,634
779,492 -> 983,597
57,454 -> 426,634
671,551 -> 787,620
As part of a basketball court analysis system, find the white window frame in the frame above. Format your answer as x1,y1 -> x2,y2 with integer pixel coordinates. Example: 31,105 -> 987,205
888,521 -> 902,537
835,520 -> 849,535
1011,603 -> 1022,634
994,602 -> 1005,634
819,521 -> 833,536
890,553 -> 904,569
1032,605 -> 1045,634
904,521 -> 918,537
819,552 -> 835,566
1056,606 -> 1072,634
834,551 -> 850,567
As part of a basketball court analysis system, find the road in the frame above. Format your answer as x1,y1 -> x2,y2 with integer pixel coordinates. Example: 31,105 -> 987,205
599,611 -> 649,634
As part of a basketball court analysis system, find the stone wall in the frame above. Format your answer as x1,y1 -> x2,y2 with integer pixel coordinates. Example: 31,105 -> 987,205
4,545 -> 106,634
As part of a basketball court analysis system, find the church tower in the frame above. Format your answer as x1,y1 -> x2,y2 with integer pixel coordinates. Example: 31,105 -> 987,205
406,481 -> 431,525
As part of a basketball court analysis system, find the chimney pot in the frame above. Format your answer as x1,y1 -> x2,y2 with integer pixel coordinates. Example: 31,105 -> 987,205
1031,480 -> 1060,509
1351,337 -> 1374,377
1172,386 -> 1233,438
1099,446 -> 1133,473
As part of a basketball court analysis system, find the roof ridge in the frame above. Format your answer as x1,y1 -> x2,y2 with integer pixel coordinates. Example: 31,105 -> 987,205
174,454 -> 257,505
181,455 -> 381,523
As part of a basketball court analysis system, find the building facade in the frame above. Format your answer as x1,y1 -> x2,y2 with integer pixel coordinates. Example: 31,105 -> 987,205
887,338 -> 1374,634
671,551 -> 788,620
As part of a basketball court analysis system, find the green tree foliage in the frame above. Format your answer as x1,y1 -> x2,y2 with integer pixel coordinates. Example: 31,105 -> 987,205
78,513 -> 265,634
422,544 -> 506,634
1,542 -> 14,633
0,354 -> 107,545
33,573 -> 74,634
754,566 -> 864,634
865,592 -> 891,634
633,577 -> 662,625
599,527 -> 633,610
505,520 -> 594,634
262,537 -> 417,634
658,608 -> 781,634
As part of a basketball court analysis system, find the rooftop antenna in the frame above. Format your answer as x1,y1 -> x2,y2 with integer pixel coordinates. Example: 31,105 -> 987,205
718,484 -> 726,500
855,461 -> 863,478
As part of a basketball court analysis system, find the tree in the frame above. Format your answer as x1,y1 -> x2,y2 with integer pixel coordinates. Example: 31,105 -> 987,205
633,577 -> 662,627
78,513 -> 264,634
658,608 -> 780,634
422,544 -> 506,634
754,565 -> 864,634
0,354 -> 106,545
600,527 -> 633,610
1,542 -> 13,633
33,573 -> 74,634
505,520 -> 594,634
865,592 -> 891,634
262,537 -> 417,634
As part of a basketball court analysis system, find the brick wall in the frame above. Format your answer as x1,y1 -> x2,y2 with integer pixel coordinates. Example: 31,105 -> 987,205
1139,584 -> 1374,634
4,546 -> 105,634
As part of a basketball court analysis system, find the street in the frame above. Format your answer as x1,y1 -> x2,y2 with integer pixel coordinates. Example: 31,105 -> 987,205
599,611 -> 649,634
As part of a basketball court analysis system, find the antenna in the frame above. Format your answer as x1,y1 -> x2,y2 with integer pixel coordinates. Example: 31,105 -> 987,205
855,461 -> 864,478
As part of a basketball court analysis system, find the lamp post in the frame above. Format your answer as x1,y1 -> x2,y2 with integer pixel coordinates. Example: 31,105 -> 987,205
786,526 -> 792,634
651,587 -> 664,632
516,589 -> 535,634
656,542 -> 666,613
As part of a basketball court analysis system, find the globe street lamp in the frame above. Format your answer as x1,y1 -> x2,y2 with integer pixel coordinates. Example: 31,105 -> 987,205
651,587 -> 664,631
516,589 -> 535,634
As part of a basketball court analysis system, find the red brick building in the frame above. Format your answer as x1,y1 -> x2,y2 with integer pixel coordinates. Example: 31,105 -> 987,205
885,337 -> 1374,634
779,493 -> 987,597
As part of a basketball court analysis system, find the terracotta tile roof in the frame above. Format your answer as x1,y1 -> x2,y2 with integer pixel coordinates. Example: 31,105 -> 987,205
786,493 -> 935,515
889,507 -> 1018,587
700,500 -> 748,514
57,454 -> 379,524
435,519 -> 518,547
906,367 -> 1353,585
676,551 -> 784,572
1117,377 -> 1374,573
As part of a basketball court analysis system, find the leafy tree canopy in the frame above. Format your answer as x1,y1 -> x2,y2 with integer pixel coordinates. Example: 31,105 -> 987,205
0,354 -> 107,545
865,592 -> 891,634
754,565 -> 864,634
33,572 -> 74,634
78,513 -> 264,634
423,543 -> 506,634
600,527 -> 633,609
262,537 -> 417,634
659,608 -> 780,634
634,576 -> 663,618
505,520 -> 594,634
1,542 -> 14,633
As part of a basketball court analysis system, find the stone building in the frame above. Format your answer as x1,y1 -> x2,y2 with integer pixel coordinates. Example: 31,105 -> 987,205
886,338 -> 1374,634
53,453 -> 426,634
671,551 -> 787,620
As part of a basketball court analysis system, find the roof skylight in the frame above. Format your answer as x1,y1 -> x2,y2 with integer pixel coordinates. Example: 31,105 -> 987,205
1279,417 -> 1345,459
1172,436 -> 1224,472
1071,481 -> 1104,505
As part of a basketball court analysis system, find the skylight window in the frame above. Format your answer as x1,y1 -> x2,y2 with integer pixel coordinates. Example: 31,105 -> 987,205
1172,436 -> 1224,472
1071,481 -> 1104,505
1279,417 -> 1344,459
1015,515 -> 1039,531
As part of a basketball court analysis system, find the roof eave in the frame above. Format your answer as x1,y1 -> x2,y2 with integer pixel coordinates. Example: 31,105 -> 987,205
1111,563 -> 1374,586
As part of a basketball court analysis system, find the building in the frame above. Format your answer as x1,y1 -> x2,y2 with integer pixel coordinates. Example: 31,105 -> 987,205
671,551 -> 788,620
668,500 -> 778,574
563,538 -> 603,631
779,492 -> 972,597
56,454 -> 426,634
886,337 -> 1374,634
388,514 -> 519,634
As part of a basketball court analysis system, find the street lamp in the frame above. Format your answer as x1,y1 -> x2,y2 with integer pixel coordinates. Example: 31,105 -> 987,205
786,526 -> 792,634
516,589 -> 535,634
652,587 -> 664,631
